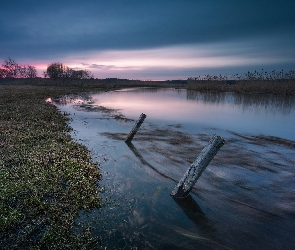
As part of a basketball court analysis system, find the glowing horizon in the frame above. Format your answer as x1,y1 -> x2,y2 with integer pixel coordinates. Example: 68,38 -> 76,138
2,1 -> 294,80
32,42 -> 294,80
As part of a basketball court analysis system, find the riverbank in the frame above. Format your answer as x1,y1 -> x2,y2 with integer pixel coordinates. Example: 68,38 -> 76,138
1,78 -> 295,95
0,85 -> 105,249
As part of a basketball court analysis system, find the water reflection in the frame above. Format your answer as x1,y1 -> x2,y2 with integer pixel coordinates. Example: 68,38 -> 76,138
118,87 -> 295,115
52,94 -> 93,105
89,88 -> 295,140
173,195 -> 213,235
187,90 -> 295,114
55,87 -> 295,249
126,142 -> 177,182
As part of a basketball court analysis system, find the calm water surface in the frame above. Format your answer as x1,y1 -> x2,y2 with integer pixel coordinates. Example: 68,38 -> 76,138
91,88 -> 295,140
55,88 -> 295,249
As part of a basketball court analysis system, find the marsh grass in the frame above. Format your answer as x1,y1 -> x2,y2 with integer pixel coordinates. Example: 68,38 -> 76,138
187,79 -> 295,95
0,84 -> 106,249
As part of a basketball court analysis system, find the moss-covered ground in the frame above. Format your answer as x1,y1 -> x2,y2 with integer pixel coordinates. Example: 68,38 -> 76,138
0,84 -> 105,249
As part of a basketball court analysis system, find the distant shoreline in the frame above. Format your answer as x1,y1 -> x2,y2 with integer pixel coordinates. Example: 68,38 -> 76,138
0,78 -> 295,95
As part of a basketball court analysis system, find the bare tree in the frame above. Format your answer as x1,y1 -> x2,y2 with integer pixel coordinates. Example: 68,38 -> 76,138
1,58 -> 37,78
46,62 -> 93,79
2,58 -> 20,78
46,63 -> 66,79
0,68 -> 7,78
25,65 -> 37,78
70,69 -> 93,79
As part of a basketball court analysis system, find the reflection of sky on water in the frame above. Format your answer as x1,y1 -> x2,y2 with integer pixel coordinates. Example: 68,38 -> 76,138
55,88 -> 295,249
90,88 -> 295,140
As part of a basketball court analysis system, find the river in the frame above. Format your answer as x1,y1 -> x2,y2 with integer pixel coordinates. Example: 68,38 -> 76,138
55,88 -> 295,249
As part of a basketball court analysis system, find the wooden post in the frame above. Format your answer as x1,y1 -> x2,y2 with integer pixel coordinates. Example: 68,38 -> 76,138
171,134 -> 225,198
125,113 -> 146,143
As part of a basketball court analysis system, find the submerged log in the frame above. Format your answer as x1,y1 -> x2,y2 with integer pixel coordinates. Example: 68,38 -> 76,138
125,113 -> 146,143
171,134 -> 225,198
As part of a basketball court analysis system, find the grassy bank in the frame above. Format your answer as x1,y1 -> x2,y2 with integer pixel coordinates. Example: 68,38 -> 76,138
0,85 -> 105,249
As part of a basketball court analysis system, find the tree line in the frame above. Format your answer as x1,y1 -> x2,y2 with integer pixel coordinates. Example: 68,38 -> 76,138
0,58 -> 37,78
43,62 -> 93,79
0,58 -> 93,79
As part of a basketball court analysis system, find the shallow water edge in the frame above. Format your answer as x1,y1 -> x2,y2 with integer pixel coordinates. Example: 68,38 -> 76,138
55,88 -> 295,249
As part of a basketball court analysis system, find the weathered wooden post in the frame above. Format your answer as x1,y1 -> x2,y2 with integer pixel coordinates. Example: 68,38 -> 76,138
125,113 -> 146,143
171,134 -> 225,198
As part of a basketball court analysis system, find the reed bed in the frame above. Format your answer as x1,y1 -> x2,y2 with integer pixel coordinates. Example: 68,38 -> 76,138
186,79 -> 295,95
187,70 -> 295,95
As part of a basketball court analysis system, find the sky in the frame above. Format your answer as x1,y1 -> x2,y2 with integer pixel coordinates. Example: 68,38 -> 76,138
1,0 -> 295,80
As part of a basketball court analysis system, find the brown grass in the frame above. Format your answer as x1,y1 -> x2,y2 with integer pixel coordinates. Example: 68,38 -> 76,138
187,79 -> 295,95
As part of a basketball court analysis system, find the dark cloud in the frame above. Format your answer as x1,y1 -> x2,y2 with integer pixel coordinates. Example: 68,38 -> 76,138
88,64 -> 117,70
0,0 -> 294,77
